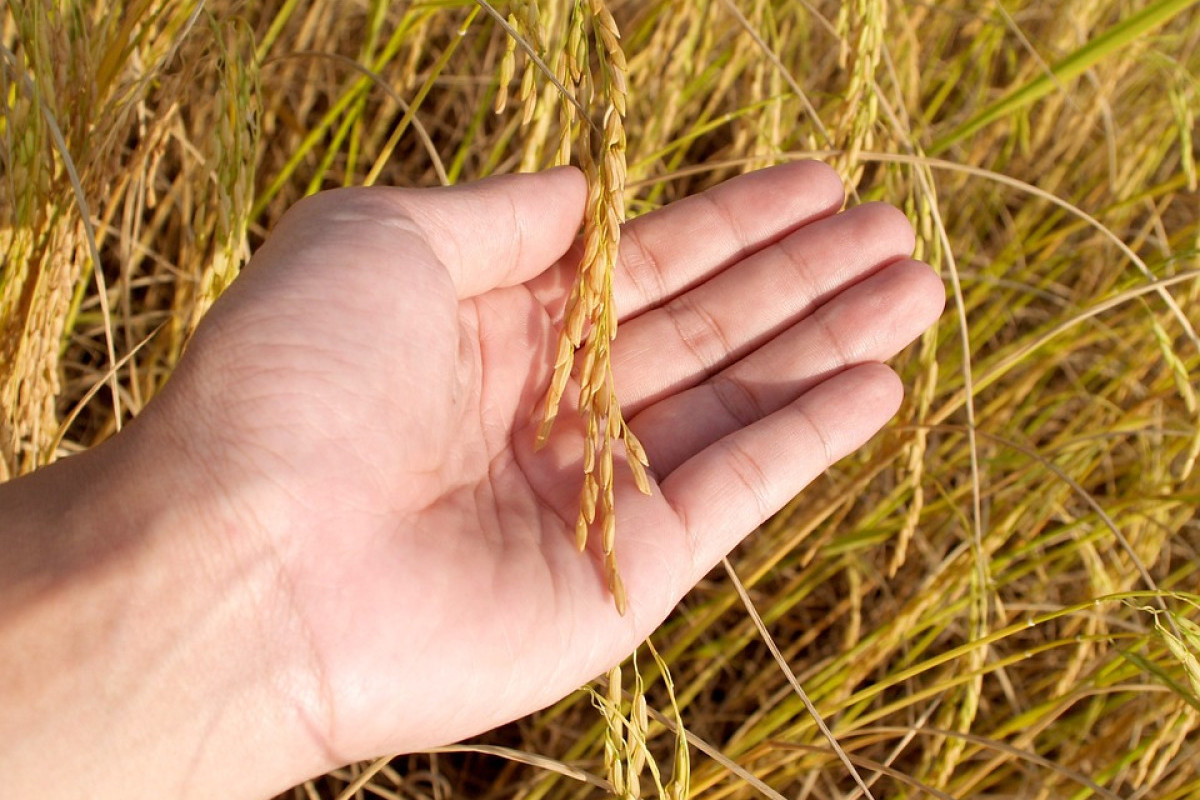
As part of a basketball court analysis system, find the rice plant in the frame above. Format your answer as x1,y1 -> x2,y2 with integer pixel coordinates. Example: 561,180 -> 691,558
2,1 -> 1198,797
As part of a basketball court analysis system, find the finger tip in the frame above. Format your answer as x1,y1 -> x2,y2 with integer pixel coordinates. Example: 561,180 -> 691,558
793,158 -> 847,208
848,362 -> 906,418
533,166 -> 588,247
859,202 -> 918,257
891,258 -> 948,322
544,162 -> 586,183
916,265 -> 949,322
538,165 -> 588,210
767,159 -> 845,215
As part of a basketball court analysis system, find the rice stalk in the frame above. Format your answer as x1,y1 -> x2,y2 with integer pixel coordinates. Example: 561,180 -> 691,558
532,0 -> 648,617
5,2 -> 1200,799
1,1 -> 195,472
187,14 -> 258,333
830,0 -> 885,187
931,0 -> 1198,155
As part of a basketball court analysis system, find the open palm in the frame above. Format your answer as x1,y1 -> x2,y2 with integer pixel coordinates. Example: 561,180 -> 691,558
141,162 -> 943,771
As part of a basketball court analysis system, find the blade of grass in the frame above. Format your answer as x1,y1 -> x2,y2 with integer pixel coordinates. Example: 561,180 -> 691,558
723,557 -> 878,800
931,0 -> 1200,154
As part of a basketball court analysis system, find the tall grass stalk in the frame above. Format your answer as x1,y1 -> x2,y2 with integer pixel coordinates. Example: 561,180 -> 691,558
3,1 -> 1198,798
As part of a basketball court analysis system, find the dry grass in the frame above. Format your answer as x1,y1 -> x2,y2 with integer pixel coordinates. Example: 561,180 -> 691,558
3,1 -> 1200,798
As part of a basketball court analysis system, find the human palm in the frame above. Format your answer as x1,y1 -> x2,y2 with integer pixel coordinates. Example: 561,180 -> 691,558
139,162 -> 943,769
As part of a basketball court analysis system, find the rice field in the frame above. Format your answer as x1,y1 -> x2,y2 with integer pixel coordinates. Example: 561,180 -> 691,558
2,1 -> 1199,798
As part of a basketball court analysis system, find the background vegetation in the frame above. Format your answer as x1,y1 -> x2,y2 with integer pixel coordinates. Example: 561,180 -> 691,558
3,0 -> 1199,797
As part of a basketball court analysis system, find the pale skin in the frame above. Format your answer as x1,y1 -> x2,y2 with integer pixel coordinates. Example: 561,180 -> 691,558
0,162 -> 944,798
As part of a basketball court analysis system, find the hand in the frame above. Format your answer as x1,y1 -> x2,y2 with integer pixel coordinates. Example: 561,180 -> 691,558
0,162 -> 944,798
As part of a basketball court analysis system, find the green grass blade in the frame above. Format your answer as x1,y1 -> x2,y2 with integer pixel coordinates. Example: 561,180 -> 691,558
931,0 -> 1199,154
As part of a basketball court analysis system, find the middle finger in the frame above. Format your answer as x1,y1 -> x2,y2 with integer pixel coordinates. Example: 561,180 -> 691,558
612,201 -> 916,414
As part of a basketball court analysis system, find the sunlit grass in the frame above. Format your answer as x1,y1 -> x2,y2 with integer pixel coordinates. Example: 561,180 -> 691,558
2,1 -> 1198,797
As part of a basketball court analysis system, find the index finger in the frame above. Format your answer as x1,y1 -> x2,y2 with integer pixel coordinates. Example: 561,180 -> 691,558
528,160 -> 845,319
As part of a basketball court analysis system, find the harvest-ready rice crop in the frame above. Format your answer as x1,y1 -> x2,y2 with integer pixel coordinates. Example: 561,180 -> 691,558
2,1 -> 1198,798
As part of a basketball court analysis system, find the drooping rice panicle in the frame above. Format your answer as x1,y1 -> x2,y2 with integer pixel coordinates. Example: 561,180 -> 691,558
6,3 -> 1200,799
533,0 -> 646,617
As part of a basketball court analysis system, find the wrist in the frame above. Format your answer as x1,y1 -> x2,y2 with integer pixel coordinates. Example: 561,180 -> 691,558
0,419 -> 328,798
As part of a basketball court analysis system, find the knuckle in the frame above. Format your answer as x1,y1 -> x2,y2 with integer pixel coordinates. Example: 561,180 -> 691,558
710,374 -> 765,428
664,291 -> 733,371
724,439 -> 773,520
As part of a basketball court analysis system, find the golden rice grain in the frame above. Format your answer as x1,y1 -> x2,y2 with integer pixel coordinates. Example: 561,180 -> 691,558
532,0 -> 645,618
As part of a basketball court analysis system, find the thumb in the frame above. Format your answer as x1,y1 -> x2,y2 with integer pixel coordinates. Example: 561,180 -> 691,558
391,166 -> 587,298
